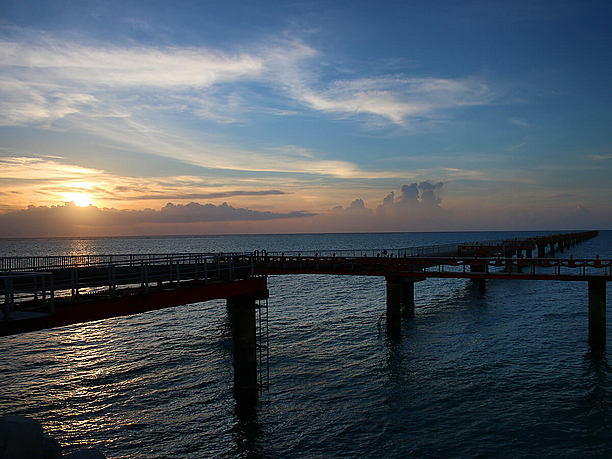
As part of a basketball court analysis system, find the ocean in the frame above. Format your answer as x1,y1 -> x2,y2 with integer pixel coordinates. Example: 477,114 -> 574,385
0,231 -> 610,457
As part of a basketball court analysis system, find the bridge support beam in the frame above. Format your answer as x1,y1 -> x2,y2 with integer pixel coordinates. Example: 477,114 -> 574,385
227,295 -> 258,401
588,279 -> 606,354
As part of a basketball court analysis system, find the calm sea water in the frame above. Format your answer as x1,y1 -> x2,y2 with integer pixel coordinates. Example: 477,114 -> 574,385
0,231 -> 610,458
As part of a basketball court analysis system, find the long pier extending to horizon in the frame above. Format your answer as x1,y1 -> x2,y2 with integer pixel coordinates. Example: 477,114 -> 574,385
1,230 -> 608,399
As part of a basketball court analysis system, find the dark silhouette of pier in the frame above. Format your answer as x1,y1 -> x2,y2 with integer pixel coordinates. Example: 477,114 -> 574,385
1,230 -> 608,399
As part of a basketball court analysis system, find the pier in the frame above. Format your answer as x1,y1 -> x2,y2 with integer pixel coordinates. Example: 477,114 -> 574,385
1,230 -> 608,399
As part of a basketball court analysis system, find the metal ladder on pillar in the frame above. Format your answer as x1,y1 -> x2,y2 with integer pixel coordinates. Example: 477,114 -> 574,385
255,298 -> 270,391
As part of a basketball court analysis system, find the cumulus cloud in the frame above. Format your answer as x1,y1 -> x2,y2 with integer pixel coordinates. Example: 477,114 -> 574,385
321,182 -> 451,232
333,198 -> 373,215
0,201 -> 315,237
399,184 -> 419,204
377,181 -> 444,214
416,181 -> 443,207
348,198 -> 366,211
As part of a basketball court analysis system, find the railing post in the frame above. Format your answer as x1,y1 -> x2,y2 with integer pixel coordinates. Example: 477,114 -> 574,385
3,277 -> 12,320
49,275 -> 55,314
41,275 -> 46,301
33,275 -> 38,301
71,267 -> 79,298
144,263 -> 149,291
108,263 -> 114,296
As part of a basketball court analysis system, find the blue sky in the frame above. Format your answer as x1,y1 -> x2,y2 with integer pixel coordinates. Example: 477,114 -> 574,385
0,0 -> 610,236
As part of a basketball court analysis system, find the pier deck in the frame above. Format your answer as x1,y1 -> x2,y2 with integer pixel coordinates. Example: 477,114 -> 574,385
0,230 -> 607,354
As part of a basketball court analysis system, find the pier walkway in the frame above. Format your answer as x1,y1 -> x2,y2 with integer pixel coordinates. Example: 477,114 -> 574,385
0,230 -> 608,397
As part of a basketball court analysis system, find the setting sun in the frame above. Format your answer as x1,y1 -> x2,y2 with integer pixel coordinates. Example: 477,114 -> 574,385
63,192 -> 95,207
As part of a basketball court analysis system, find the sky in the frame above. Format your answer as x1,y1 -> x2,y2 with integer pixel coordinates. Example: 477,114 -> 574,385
0,0 -> 611,237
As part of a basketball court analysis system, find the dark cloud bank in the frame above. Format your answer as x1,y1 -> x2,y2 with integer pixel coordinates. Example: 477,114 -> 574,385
0,201 -> 315,237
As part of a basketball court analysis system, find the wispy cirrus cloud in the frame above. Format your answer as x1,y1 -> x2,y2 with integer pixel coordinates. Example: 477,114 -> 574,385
0,38 -> 263,89
509,117 -> 530,128
0,35 -> 265,127
105,189 -> 286,201
0,155 -> 293,211
590,154 -> 612,161
295,77 -> 491,125
0,30 -> 496,193
0,156 -> 103,180
0,31 -> 492,127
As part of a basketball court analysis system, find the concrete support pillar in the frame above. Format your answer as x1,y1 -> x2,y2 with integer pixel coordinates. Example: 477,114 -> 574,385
227,295 -> 258,400
386,277 -> 416,337
549,242 -> 555,258
469,263 -> 486,290
525,249 -> 532,259
588,279 -> 607,354
503,249 -> 515,273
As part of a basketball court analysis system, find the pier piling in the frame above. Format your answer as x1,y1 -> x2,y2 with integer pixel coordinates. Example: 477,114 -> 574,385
386,277 -> 418,336
227,295 -> 259,400
469,263 -> 486,290
588,279 -> 607,354
537,243 -> 546,258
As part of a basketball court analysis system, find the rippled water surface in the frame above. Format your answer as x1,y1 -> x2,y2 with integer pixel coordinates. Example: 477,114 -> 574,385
1,231 -> 611,457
